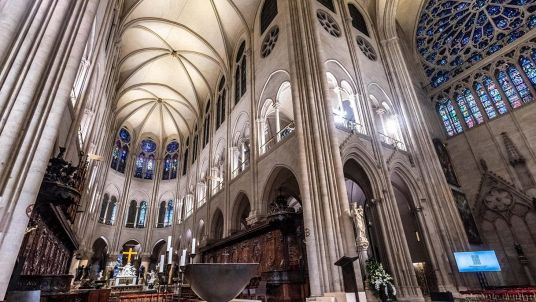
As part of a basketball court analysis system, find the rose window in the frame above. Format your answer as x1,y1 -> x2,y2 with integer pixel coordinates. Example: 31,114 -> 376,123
416,0 -> 536,88
317,10 -> 341,37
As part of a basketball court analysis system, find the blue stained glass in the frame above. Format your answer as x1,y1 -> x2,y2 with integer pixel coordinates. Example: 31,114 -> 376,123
456,94 -> 475,128
165,200 -> 174,226
503,7 -> 520,17
474,82 -> 497,119
456,90 -> 483,128
417,0 -> 536,87
137,202 -> 147,227
483,76 -> 508,114
166,141 -> 179,153
119,128 -> 130,143
508,66 -> 533,103
487,44 -> 502,55
437,98 -> 463,136
529,16 -> 536,28
111,140 -> 120,169
487,5 -> 501,15
465,89 -> 484,124
145,155 -> 154,179
141,139 -> 156,153
520,56 -> 536,85
497,70 -> 523,108
135,153 -> 145,178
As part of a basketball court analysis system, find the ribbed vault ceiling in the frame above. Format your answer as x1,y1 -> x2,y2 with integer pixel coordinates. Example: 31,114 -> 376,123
116,0 -> 261,142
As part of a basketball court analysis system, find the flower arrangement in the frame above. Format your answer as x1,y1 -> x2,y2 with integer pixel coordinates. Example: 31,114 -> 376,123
366,259 -> 397,300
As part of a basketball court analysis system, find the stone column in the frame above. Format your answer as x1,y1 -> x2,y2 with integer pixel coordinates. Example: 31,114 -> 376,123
0,0 -> 100,299
285,0 -> 364,295
380,36 -> 477,293
274,102 -> 281,141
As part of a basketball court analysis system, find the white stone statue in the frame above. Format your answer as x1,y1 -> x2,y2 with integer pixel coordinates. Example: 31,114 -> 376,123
347,202 -> 369,249
117,263 -> 137,278
97,270 -> 103,281
147,270 -> 157,285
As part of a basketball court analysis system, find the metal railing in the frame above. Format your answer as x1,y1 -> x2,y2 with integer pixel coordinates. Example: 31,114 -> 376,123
378,132 -> 407,151
260,121 -> 295,154
333,113 -> 366,135
232,159 -> 249,178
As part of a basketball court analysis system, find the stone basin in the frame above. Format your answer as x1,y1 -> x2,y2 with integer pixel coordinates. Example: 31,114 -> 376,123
184,263 -> 259,302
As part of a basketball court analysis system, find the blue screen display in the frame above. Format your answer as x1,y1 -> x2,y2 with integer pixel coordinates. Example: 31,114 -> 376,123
454,251 -> 501,273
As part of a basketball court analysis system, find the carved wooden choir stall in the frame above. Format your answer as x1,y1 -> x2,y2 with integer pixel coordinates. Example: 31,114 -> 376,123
7,148 -> 110,301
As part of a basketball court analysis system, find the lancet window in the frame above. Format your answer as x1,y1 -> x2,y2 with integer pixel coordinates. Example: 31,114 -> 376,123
436,99 -> 463,137
216,78 -> 226,129
347,4 -> 368,36
157,200 -> 173,228
134,139 -> 157,180
192,126 -> 199,163
98,194 -> 109,223
433,40 -> 536,137
99,195 -> 117,225
318,0 -> 335,12
203,101 -> 211,148
162,140 -> 179,180
110,128 -> 130,173
182,137 -> 189,176
235,42 -> 247,104
125,200 -> 147,228
260,0 -> 277,34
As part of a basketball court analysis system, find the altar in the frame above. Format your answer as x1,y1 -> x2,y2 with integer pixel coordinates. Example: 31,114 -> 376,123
113,248 -> 139,287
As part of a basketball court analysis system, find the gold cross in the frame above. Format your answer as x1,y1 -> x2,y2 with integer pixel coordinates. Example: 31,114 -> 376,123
122,247 -> 138,264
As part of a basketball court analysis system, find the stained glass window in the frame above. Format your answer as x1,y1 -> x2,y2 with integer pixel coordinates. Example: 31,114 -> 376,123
137,201 -> 147,228
164,200 -> 174,227
163,141 -> 179,180
216,78 -> 226,129
111,128 -> 130,173
437,98 -> 463,136
483,76 -> 508,114
145,154 -> 155,179
203,101 -> 211,148
508,65 -> 533,104
134,139 -> 157,179
235,42 -> 247,104
474,82 -> 497,119
134,153 -> 145,178
520,56 -> 536,86
416,0 -> 536,88
98,194 -> 109,223
111,140 -> 121,170
497,70 -> 523,109
455,89 -> 483,128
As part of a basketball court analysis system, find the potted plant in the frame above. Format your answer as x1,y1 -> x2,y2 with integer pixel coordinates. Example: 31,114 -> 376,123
366,259 -> 397,301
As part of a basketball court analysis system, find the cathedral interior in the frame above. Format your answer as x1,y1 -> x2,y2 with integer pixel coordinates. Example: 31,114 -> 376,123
1,0 -> 536,301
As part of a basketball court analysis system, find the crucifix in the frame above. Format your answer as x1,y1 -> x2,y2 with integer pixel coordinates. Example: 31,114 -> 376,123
122,247 -> 138,264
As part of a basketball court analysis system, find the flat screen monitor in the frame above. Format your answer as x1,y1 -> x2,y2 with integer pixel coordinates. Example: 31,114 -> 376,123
454,251 -> 501,273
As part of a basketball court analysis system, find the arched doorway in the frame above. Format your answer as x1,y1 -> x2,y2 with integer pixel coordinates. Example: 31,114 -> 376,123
391,172 -> 437,296
120,240 -> 141,269
231,193 -> 250,234
211,209 -> 224,240
149,240 -> 167,273
343,159 -> 383,263
260,167 -> 309,301
90,237 -> 108,279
